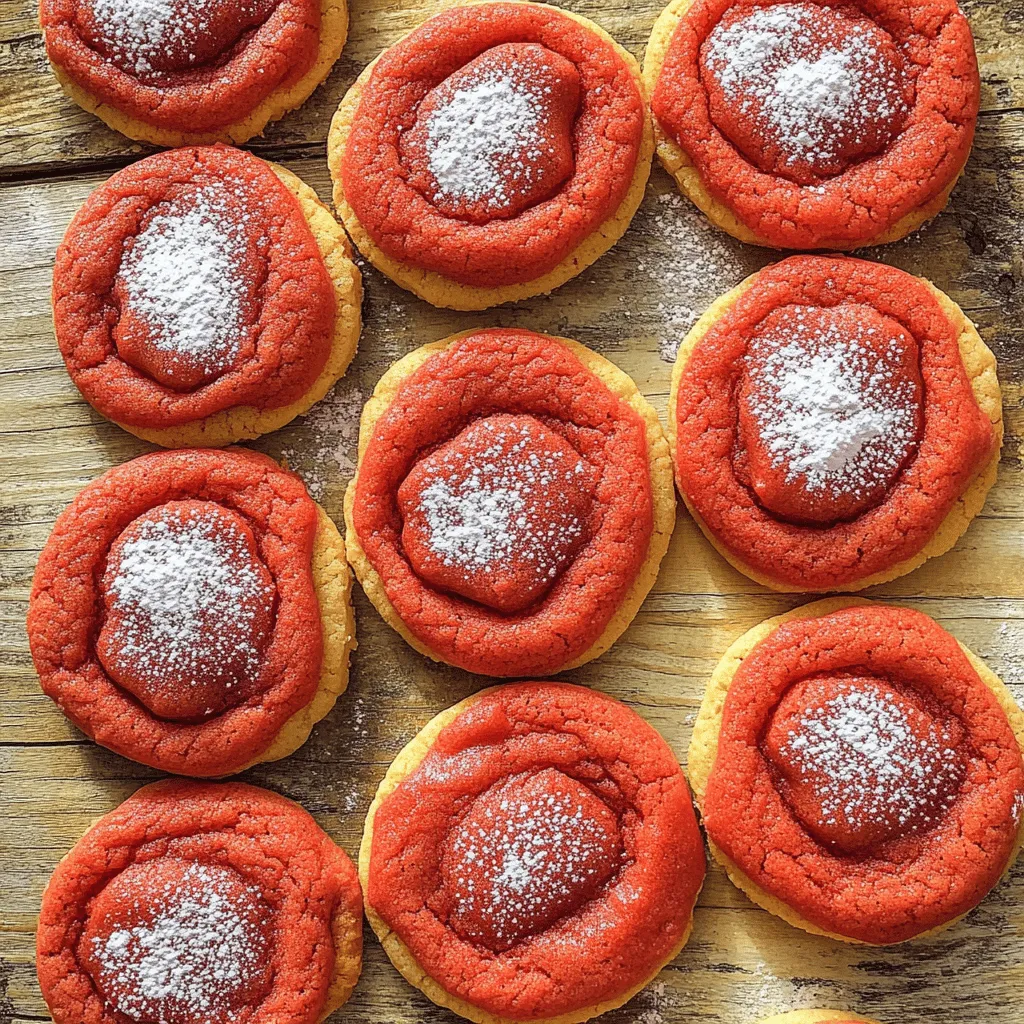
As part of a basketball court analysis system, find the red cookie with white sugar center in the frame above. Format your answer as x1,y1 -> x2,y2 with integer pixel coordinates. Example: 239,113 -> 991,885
28,447 -> 355,777
361,683 -> 705,1024
81,860 -> 274,1022
95,500 -> 277,721
763,673 -> 967,853
328,1 -> 654,310
644,0 -> 979,248
688,599 -> 1024,944
399,42 -> 582,224
669,255 -> 1001,592
700,3 -> 911,186
40,0 -> 349,146
397,413 -> 595,613
53,145 -> 361,448
439,768 -> 623,951
345,328 -> 676,677
37,780 -> 363,1024
736,303 -> 924,525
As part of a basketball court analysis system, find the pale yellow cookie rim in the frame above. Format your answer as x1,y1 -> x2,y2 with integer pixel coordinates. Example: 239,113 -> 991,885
235,503 -> 357,775
44,0 -> 350,147
359,684 -> 701,1024
666,264 -> 1003,593
757,1012 -> 881,1024
344,329 -> 676,676
686,596 -> 1024,946
107,162 -> 362,449
640,0 -> 963,249
326,0 -> 654,311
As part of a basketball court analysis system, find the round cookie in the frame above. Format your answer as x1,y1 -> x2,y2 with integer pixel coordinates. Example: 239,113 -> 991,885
758,1013 -> 881,1024
28,448 -> 356,777
53,147 -> 362,448
668,255 -> 1002,592
37,780 -> 363,1024
643,0 -> 975,249
345,328 -> 676,677
41,0 -> 350,146
688,597 -> 1024,945
360,682 -> 706,1024
328,1 -> 654,310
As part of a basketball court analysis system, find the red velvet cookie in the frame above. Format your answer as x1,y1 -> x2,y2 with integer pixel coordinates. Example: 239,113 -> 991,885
40,0 -> 350,145
53,146 -> 361,448
670,255 -> 1001,592
362,683 -> 706,1023
346,328 -> 676,677
689,600 -> 1024,944
28,447 -> 355,777
328,1 -> 653,309
37,780 -> 362,1024
644,0 -> 980,248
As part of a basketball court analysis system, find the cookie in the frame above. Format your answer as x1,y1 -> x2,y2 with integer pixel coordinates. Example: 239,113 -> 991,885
669,255 -> 1001,592
328,1 -> 653,310
689,598 -> 1024,944
41,0 -> 349,146
643,0 -> 977,248
361,682 -> 705,1024
52,146 -> 361,448
37,780 -> 362,1024
345,327 -> 676,677
28,447 -> 356,777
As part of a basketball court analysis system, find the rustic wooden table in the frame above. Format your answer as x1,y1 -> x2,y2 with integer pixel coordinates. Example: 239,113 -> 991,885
1,1 -> 1022,1022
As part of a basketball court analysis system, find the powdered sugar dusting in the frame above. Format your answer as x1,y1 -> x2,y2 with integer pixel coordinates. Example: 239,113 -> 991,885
632,189 -> 750,361
87,0 -> 265,77
443,770 -> 622,950
744,310 -> 919,496
103,504 -> 274,690
91,863 -> 270,1023
703,2 -> 908,177
413,420 -> 588,574
278,378 -> 365,501
783,680 -> 963,834
426,74 -> 546,210
118,182 -> 248,376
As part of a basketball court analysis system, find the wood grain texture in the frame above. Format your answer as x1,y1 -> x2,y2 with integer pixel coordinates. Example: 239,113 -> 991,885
1,0 -> 1023,1022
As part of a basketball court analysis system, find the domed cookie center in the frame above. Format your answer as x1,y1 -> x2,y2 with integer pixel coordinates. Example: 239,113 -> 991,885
763,674 -> 967,853
82,858 -> 273,1024
96,499 -> 276,721
113,181 -> 261,391
438,768 -> 623,951
80,0 -> 278,77
398,413 -> 595,612
736,303 -> 923,525
400,42 -> 581,222
701,1 -> 911,183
